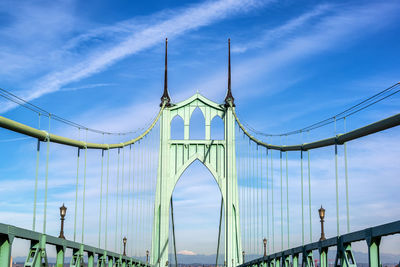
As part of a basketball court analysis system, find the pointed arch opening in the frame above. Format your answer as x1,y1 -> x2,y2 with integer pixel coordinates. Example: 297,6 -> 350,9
189,107 -> 205,140
169,159 -> 225,265
171,115 -> 184,140
211,115 -> 224,140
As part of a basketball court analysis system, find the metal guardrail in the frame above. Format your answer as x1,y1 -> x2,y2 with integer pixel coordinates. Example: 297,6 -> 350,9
238,220 -> 400,267
0,223 -> 150,267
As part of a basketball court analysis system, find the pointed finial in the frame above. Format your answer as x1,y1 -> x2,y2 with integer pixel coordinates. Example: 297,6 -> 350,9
160,38 -> 171,107
225,38 -> 235,107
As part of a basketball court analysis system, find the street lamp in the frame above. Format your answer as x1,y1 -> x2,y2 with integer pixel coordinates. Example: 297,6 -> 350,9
318,205 -> 326,241
263,238 -> 267,257
123,237 -> 127,256
146,250 -> 149,264
58,204 -> 67,239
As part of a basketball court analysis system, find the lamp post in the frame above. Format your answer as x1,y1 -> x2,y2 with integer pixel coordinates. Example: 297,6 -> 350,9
242,251 -> 245,263
263,238 -> 267,257
123,237 -> 127,256
146,250 -> 149,264
58,204 -> 67,239
318,206 -> 326,241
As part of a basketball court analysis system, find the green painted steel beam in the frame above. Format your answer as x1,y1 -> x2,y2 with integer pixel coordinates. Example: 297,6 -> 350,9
238,220 -> 400,267
233,111 -> 400,151
56,245 -> 65,267
151,94 -> 241,267
0,104 -> 164,150
0,234 -> 13,267
1,106 -> 399,152
0,223 -> 149,266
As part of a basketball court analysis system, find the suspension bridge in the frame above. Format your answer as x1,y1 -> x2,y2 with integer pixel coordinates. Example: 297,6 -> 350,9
0,39 -> 399,267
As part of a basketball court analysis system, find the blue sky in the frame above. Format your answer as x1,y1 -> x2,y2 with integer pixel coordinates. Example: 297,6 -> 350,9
0,0 -> 400,260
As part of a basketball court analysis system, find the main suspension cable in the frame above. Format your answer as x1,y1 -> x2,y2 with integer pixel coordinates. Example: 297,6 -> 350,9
0,87 -> 157,136
241,82 -> 400,137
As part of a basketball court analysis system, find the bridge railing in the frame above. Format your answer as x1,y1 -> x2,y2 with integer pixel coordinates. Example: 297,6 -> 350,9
0,222 -> 150,267
237,220 -> 400,267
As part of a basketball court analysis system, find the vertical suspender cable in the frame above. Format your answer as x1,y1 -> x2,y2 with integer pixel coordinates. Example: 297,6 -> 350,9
148,135 -> 152,252
247,138 -> 250,255
32,114 -> 41,231
270,149 -> 274,253
280,150 -> 283,251
301,149 -> 304,245
250,141 -> 254,255
121,147 -> 125,248
128,145 -> 131,255
344,118 -> 350,233
74,146 -> 80,242
242,136 -> 245,255
115,148 -> 120,252
266,147 -> 269,254
285,151 -> 289,249
144,136 -> 148,252
131,144 -> 137,256
81,137 -> 87,243
253,142 -> 256,255
105,149 -> 110,250
239,130 -> 243,257
244,137 -> 247,255
140,140 -> 144,257
307,148 -> 312,243
334,118 -> 340,236
260,145 -> 264,246
99,148 -> 104,248
256,144 -> 259,255
42,114 -> 51,234
135,143 -> 139,257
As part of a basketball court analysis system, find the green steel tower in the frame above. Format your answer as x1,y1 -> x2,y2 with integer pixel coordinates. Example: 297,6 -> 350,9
151,39 -> 242,267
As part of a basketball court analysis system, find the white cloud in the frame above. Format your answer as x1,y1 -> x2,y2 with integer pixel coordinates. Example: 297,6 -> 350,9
0,0 -> 271,113
231,4 -> 333,53
178,250 -> 197,256
185,1 -> 400,103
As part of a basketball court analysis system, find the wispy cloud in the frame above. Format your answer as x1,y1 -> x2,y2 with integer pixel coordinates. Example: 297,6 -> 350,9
231,4 -> 333,53
187,1 -> 400,103
60,83 -> 116,92
0,0 -> 271,113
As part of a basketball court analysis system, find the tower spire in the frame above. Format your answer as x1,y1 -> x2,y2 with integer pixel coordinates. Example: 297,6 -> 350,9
225,38 -> 235,107
160,38 -> 171,107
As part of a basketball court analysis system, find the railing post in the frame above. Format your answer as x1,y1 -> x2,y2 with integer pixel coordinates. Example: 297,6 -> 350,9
70,245 -> 84,267
24,234 -> 48,267
366,236 -> 381,267
88,251 -> 94,267
0,234 -> 13,267
275,256 -> 281,267
283,254 -> 291,267
98,252 -> 107,267
304,250 -> 314,267
318,248 -> 328,267
108,256 -> 114,267
56,245 -> 65,267
292,253 -> 299,267
335,238 -> 357,267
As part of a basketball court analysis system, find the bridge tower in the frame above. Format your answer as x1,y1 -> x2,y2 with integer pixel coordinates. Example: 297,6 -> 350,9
151,39 -> 242,267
